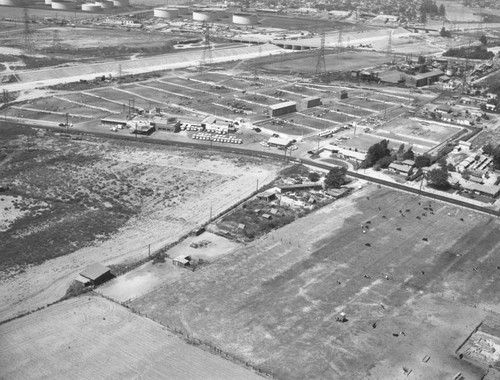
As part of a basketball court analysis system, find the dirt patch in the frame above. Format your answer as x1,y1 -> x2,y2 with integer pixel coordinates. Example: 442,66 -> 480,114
0,124 -> 282,322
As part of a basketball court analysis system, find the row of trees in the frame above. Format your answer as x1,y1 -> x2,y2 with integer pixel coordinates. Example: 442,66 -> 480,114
443,46 -> 494,60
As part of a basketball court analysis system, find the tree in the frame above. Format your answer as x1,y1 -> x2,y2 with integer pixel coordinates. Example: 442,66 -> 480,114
427,167 -> 450,189
480,34 -> 487,46
482,143 -> 494,156
376,155 -> 394,168
308,172 -> 320,182
403,147 -> 415,160
364,139 -> 391,167
324,167 -> 347,189
439,4 -> 446,16
415,155 -> 431,168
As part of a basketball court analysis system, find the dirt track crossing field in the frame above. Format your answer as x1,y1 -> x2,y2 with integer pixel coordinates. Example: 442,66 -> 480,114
0,296 -> 264,380
131,184 -> 500,379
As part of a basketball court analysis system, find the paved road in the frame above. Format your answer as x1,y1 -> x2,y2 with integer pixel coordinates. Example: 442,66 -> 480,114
2,120 -> 499,217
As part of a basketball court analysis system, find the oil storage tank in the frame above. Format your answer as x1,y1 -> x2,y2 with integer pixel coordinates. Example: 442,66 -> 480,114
192,10 -> 217,22
0,0 -> 23,6
232,13 -> 258,25
82,3 -> 100,11
51,0 -> 76,10
112,0 -> 128,8
154,7 -> 179,19
100,0 -> 113,9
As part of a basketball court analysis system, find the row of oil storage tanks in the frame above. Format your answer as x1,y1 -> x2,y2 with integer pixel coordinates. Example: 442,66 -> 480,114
38,0 -> 129,11
154,7 -> 258,25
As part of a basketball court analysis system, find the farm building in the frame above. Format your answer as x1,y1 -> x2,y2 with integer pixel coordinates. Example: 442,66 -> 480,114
173,255 -> 192,267
326,145 -> 367,162
406,70 -> 443,87
269,101 -> 297,117
77,263 -> 113,286
388,162 -> 413,175
462,182 -> 500,198
325,187 -> 350,198
256,188 -> 279,201
278,182 -> 323,193
268,137 -> 293,149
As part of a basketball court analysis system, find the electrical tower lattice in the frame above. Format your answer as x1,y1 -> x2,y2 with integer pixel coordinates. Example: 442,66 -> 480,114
200,23 -> 213,74
23,7 -> 34,52
315,30 -> 326,75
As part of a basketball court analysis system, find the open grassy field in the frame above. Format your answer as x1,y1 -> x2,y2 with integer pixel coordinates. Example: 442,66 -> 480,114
131,184 -> 500,379
0,295 -> 264,380
0,122 -> 282,321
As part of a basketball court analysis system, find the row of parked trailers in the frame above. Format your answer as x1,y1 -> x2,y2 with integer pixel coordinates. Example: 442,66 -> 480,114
192,133 -> 243,144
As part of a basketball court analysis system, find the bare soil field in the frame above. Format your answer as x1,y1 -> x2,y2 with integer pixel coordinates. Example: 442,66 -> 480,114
260,51 -> 391,75
62,92 -> 125,113
381,117 -> 461,145
0,123 -> 281,321
131,184 -> 500,379
343,97 -> 392,112
6,107 -> 88,124
0,295 -> 264,380
302,109 -> 357,124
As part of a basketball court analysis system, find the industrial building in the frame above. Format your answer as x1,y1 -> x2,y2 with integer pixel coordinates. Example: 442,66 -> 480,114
150,116 -> 181,132
101,115 -> 128,127
267,137 -> 293,149
302,96 -> 321,109
269,101 -> 297,117
406,70 -> 444,87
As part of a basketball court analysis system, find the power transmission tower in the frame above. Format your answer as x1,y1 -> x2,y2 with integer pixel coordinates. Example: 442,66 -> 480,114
51,29 -> 60,50
337,29 -> 343,53
387,29 -> 393,57
315,29 -> 326,75
199,22 -> 213,74
118,63 -> 122,86
23,7 -> 34,52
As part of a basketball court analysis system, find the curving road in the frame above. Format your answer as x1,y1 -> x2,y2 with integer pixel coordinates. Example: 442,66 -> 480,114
2,120 -> 499,217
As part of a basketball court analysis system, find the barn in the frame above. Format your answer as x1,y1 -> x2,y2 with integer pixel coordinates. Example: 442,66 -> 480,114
77,263 -> 113,286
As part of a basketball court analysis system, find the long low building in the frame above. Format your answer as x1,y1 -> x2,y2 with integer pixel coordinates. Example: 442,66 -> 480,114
268,137 -> 293,148
269,101 -> 297,117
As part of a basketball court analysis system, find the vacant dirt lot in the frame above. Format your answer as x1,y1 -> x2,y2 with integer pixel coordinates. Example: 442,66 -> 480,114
0,123 -> 281,321
0,295 -> 264,380
131,184 -> 499,379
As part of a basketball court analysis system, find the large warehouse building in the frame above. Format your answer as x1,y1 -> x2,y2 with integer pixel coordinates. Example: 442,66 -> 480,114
269,101 -> 297,117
